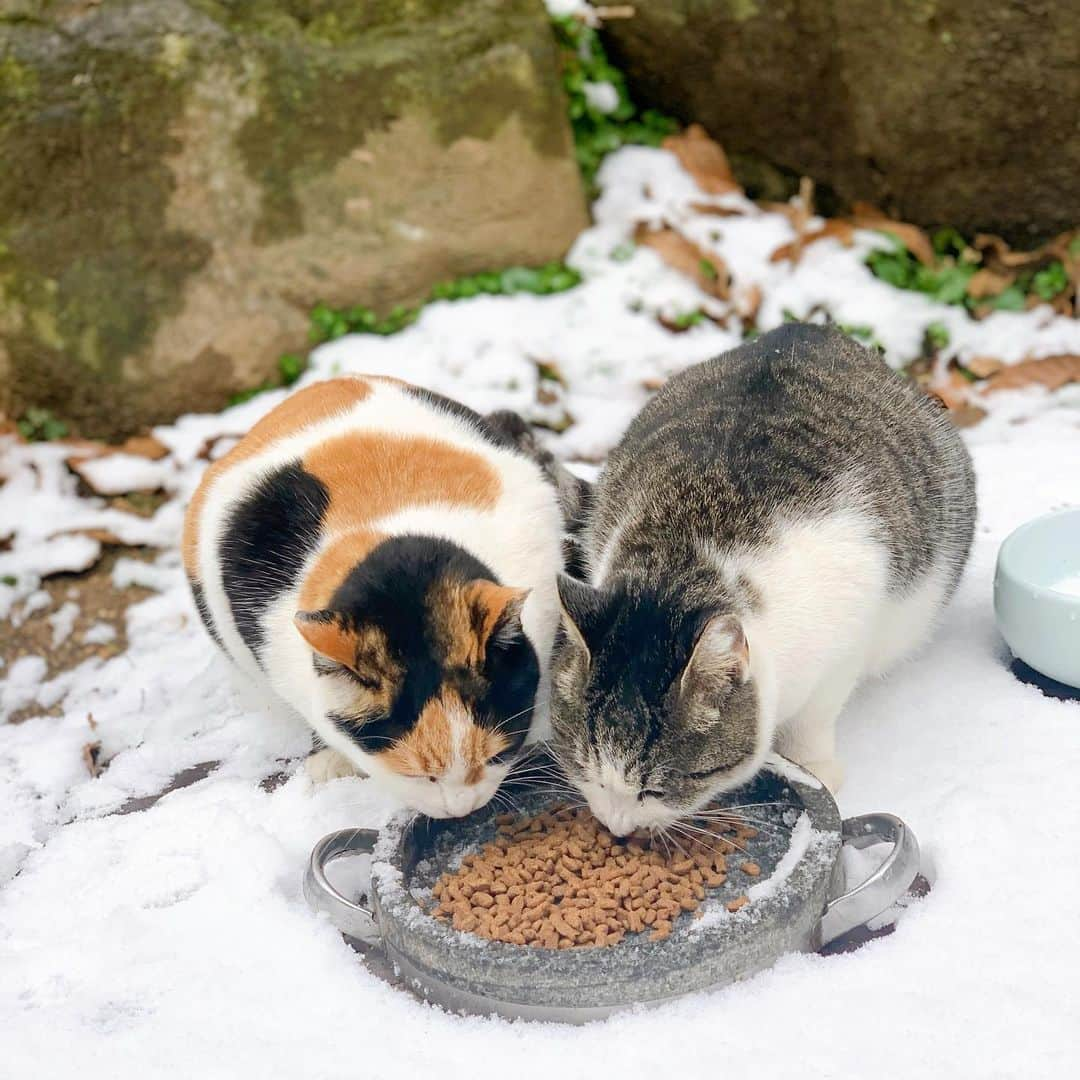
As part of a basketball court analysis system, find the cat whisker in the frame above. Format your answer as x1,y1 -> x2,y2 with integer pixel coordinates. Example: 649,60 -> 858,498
670,820 -> 754,858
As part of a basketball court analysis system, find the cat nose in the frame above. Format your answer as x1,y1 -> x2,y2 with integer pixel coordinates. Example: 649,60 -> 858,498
602,809 -> 637,837
445,788 -> 479,817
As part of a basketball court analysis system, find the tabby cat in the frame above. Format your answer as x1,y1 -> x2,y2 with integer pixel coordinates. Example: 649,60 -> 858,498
550,323 -> 976,836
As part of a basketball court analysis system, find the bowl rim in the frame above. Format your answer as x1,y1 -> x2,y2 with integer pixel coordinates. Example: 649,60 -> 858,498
367,760 -> 843,1008
995,506 -> 1080,603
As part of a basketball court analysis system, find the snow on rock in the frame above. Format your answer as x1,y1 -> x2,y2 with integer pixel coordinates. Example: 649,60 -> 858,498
83,622 -> 118,646
2,143 -> 1079,1079
0,655 -> 47,721
47,601 -> 80,648
72,453 -> 177,496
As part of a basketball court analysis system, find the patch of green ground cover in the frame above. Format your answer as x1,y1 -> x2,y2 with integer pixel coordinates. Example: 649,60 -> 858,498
866,228 -> 1072,313
16,407 -> 69,442
307,261 -> 583,345
549,14 -> 678,191
227,351 -> 309,406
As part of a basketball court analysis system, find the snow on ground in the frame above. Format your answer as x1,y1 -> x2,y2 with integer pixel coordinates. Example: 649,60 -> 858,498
2,145 -> 1079,1079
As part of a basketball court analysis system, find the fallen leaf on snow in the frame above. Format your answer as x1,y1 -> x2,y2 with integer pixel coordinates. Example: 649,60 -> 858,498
961,355 -> 1006,379
850,203 -> 936,266
82,741 -> 103,779
948,402 -> 989,428
965,268 -> 1015,299
734,283 -> 763,323
121,435 -> 170,460
51,527 -> 129,547
689,201 -> 745,218
634,224 -> 731,298
770,220 -> 856,264
983,354 -> 1080,394
662,124 -> 741,196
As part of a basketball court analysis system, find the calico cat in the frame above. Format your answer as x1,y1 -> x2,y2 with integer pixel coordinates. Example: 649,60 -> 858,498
550,323 -> 976,836
183,376 -> 564,818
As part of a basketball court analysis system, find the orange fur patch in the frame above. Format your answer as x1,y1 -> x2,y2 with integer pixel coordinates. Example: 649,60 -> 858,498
302,432 -> 500,536
378,688 -> 509,780
298,529 -> 385,611
182,377 -> 372,578
294,615 -> 402,710
293,615 -> 361,670
435,580 -> 529,669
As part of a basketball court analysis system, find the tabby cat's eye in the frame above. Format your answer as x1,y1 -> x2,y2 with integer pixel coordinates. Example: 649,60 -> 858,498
640,789 -> 666,800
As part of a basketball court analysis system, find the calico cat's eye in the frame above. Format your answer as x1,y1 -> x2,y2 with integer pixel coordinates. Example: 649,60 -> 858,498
427,776 -> 438,784
351,672 -> 381,692
639,789 -> 666,800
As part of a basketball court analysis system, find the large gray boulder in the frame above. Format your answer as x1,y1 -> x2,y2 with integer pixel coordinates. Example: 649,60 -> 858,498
603,1 -> 1079,243
0,0 -> 587,437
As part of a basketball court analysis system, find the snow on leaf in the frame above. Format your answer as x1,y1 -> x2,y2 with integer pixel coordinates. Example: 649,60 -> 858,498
662,124 -> 741,196
633,223 -> 731,299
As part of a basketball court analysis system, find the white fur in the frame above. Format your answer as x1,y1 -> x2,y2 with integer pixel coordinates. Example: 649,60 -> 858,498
586,505 -> 954,831
718,509 -> 952,794
192,377 -> 565,816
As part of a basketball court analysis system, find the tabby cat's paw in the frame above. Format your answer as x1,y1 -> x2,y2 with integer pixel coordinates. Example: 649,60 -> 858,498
305,748 -> 360,783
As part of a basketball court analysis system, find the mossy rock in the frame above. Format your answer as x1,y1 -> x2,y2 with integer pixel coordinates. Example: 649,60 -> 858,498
0,0 -> 587,437
603,0 -> 1079,244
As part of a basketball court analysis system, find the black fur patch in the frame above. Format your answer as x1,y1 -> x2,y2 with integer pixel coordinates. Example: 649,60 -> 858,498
190,581 -> 223,650
218,461 -> 329,662
403,386 -> 515,449
328,535 -> 538,760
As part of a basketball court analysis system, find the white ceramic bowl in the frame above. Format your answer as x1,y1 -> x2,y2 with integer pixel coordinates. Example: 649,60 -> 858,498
994,508 -> 1080,689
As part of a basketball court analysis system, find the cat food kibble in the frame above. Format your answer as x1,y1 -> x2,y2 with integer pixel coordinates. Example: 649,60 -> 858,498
429,805 -> 758,948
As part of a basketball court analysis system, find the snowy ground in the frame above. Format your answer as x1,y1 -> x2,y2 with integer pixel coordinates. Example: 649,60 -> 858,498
2,145 -> 1079,1079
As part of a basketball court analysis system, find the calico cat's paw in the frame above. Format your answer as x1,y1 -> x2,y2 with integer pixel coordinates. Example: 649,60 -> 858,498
305,748 -> 362,783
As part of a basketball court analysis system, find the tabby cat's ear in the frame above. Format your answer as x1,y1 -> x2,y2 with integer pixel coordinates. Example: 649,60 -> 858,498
294,610 -> 358,670
556,574 -> 599,659
463,581 -> 530,652
679,614 -> 750,699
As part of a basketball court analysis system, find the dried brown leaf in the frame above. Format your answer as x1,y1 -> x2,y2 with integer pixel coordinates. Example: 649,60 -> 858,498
950,403 -> 990,429
634,224 -> 731,298
961,355 -> 1006,379
82,741 -> 102,779
965,268 -> 1015,299
734,283 -> 763,323
983,354 -> 1080,394
688,201 -> 745,218
769,220 -> 856,264
850,203 -> 935,266
51,527 -> 128,546
121,434 -> 169,460
973,233 -> 1044,270
662,124 -> 741,196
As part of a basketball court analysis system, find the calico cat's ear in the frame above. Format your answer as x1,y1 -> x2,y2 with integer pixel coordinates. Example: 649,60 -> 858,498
679,614 -> 750,699
556,574 -> 599,658
294,610 -> 360,670
463,581 -> 530,652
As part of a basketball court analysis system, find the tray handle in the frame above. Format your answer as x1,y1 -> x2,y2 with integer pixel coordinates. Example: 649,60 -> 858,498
303,828 -> 382,944
819,813 -> 921,947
